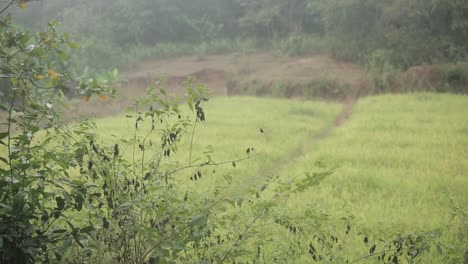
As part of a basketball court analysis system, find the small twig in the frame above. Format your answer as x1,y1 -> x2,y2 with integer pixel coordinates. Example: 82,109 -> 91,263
188,119 -> 198,166
220,207 -> 267,262
140,195 -> 227,262
0,0 -> 15,16
164,155 -> 254,177
6,90 -> 17,187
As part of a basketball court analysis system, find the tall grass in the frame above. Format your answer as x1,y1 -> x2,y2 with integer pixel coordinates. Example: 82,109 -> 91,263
87,93 -> 468,261
278,93 -> 468,261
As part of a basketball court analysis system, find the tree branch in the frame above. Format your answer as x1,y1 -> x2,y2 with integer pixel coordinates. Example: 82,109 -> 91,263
0,0 -> 15,16
164,155 -> 254,177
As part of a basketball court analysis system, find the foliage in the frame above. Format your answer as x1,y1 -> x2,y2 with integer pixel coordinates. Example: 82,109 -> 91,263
9,0 -> 467,69
314,0 -> 468,67
0,13 -> 110,262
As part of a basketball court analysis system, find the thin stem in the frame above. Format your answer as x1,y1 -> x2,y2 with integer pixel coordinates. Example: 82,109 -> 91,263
132,105 -> 138,176
140,127 -> 153,179
140,196 -> 227,262
188,119 -> 198,166
0,0 -> 14,16
220,207 -> 267,262
165,155 -> 253,177
7,90 -> 17,186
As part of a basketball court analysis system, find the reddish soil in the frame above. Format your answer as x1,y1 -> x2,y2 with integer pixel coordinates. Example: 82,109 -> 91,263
119,52 -> 367,97
2,52 -> 369,123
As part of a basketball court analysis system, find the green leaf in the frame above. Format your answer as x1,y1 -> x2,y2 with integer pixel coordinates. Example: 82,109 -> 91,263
54,252 -> 62,262
0,132 -> 8,140
73,234 -> 85,248
66,221 -> 75,230
116,201 -> 134,212
0,157 -> 8,165
0,203 -> 11,210
436,243 -> 443,255
0,103 -> 7,111
56,196 -> 65,211
190,215 -> 206,226
81,226 -> 94,233
74,194 -> 83,211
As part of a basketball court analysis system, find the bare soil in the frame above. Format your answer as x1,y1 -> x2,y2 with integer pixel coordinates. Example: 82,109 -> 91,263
119,52 -> 367,97
119,52 -> 367,128
2,52 -> 369,124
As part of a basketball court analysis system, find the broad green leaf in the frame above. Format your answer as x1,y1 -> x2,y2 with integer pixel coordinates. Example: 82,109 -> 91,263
0,157 -> 9,165
0,103 -> 8,111
56,196 -> 65,211
0,132 -> 8,140
0,203 -> 11,209
74,194 -> 83,211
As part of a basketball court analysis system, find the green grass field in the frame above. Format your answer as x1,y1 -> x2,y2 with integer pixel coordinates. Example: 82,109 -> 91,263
90,93 -> 467,262
282,93 -> 468,226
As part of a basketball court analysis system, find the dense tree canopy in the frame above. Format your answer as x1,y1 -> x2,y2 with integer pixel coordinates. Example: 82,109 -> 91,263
8,0 -> 468,68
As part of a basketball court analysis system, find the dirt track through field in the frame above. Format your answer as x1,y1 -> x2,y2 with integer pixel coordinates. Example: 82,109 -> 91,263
269,85 -> 360,178
317,82 -> 361,139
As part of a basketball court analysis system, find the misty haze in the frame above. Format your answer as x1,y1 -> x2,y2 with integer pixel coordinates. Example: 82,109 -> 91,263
0,0 -> 467,263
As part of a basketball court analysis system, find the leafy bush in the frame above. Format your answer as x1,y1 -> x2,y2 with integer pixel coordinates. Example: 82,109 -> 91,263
0,14 -> 110,262
441,64 -> 468,93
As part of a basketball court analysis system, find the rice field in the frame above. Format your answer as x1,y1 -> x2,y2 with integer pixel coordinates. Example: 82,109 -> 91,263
89,93 -> 467,263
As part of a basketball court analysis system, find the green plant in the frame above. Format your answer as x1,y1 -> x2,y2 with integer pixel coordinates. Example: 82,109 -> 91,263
0,14 -> 109,262
441,64 -> 468,93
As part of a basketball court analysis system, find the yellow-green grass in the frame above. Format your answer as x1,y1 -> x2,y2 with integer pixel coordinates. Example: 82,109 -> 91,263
282,93 -> 467,228
94,96 -> 341,196
88,93 -> 467,261
278,93 -> 468,262
93,93 -> 468,226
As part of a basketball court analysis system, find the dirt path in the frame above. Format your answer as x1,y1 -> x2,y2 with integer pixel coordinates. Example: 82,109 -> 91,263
318,82 -> 361,139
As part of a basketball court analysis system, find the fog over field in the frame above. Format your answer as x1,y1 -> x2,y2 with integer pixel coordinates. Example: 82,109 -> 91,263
1,1 -> 467,263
